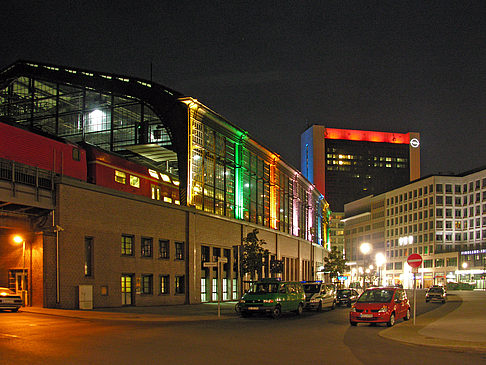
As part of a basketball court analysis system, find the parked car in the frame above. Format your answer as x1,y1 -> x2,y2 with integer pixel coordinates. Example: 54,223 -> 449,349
238,279 -> 305,319
0,287 -> 22,312
349,287 -> 411,327
425,286 -> 447,303
302,282 -> 336,311
336,289 -> 359,307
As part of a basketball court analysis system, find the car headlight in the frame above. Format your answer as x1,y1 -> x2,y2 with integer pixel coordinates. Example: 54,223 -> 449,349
239,299 -> 246,304
378,305 -> 388,313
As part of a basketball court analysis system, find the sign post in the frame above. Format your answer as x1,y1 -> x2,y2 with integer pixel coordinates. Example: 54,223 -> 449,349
204,258 -> 228,317
407,253 -> 423,325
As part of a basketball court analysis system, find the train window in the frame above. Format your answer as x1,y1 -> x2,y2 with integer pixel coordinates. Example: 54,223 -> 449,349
72,147 -> 81,161
160,174 -> 171,183
130,175 -> 140,188
163,197 -> 172,203
148,169 -> 159,179
151,185 -> 161,200
115,170 -> 126,184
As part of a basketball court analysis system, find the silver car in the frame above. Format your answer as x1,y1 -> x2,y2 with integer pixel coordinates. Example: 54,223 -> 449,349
0,287 -> 22,312
302,282 -> 336,311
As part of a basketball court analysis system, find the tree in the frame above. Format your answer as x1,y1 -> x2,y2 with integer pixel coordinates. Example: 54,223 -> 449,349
241,229 -> 269,281
324,246 -> 347,281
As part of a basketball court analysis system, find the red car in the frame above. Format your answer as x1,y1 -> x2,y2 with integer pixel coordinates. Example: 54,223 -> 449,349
349,287 -> 411,327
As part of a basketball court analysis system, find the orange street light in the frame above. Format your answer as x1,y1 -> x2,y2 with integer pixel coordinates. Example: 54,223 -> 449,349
12,235 -> 26,306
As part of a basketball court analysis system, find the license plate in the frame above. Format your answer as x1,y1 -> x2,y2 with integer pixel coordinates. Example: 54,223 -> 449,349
2,298 -> 14,304
248,307 -> 259,310
360,314 -> 373,318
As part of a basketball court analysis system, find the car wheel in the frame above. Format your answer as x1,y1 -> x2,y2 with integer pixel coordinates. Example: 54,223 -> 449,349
272,305 -> 282,319
317,301 -> 323,312
240,311 -> 251,318
387,313 -> 395,327
404,308 -> 411,321
350,321 -> 357,326
295,303 -> 303,316
11,308 -> 19,313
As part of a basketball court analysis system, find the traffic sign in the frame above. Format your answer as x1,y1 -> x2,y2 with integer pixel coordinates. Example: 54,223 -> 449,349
203,262 -> 218,268
407,253 -> 423,268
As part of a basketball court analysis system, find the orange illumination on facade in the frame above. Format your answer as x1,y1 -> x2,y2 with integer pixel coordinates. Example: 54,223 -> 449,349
270,156 -> 280,229
324,128 -> 410,144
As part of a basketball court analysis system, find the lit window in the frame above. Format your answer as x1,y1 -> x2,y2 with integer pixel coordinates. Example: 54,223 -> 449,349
151,185 -> 161,200
173,180 -> 180,186
115,170 -> 126,184
130,175 -> 140,188
148,169 -> 159,179
163,197 -> 173,203
160,174 -> 171,183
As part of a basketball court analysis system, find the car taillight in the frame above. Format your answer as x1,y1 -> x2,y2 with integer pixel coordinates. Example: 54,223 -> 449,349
263,299 -> 274,303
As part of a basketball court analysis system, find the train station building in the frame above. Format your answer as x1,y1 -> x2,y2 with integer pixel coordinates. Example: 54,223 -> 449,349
0,61 -> 331,309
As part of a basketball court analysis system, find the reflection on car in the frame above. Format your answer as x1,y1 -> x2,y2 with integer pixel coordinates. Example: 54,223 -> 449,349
336,289 -> 359,307
0,287 -> 22,312
349,287 -> 411,327
425,286 -> 447,303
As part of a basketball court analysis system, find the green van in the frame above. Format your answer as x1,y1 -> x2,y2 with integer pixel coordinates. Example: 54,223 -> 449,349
238,279 -> 305,319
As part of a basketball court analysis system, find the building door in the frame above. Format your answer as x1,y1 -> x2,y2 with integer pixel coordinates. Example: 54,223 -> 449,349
121,274 -> 134,306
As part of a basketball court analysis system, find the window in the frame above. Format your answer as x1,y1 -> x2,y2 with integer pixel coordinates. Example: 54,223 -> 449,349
160,275 -> 170,294
159,239 -> 169,259
175,242 -> 185,260
115,170 -> 126,184
84,237 -> 93,277
121,235 -> 134,256
130,175 -> 140,188
72,147 -> 81,161
436,184 -> 443,193
141,237 -> 153,257
175,275 -> 185,294
142,274 -> 153,294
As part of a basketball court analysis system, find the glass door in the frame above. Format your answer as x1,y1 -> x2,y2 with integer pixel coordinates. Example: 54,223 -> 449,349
121,274 -> 134,306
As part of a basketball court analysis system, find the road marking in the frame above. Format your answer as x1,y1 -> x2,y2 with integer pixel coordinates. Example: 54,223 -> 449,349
0,333 -> 19,339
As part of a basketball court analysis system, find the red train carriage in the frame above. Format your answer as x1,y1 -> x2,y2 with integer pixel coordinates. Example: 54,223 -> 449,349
82,143 -> 180,204
0,121 -> 87,181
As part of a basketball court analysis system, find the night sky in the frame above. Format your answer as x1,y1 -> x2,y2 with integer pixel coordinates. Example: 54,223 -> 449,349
1,1 -> 485,177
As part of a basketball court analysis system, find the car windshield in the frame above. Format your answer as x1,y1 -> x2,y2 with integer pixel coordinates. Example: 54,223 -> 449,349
303,284 -> 320,293
338,290 -> 351,296
428,288 -> 443,293
357,289 -> 394,303
248,283 -> 281,294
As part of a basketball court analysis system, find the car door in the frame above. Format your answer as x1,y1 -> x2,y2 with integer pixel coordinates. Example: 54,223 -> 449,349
395,289 -> 406,318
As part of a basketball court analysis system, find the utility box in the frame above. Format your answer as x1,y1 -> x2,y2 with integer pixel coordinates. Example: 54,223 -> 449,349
79,285 -> 93,310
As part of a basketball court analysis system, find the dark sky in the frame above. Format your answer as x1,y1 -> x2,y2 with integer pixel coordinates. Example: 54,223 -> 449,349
1,1 -> 485,177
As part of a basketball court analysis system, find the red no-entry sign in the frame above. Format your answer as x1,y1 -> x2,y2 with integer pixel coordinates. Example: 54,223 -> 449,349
407,253 -> 423,268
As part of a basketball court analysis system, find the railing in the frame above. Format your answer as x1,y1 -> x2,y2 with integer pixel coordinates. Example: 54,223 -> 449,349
0,157 -> 54,190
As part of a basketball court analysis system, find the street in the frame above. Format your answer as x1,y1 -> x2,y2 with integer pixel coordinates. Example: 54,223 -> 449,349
0,291 -> 485,365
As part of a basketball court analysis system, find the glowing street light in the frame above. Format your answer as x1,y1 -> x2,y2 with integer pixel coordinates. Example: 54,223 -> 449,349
12,235 -> 26,306
375,252 -> 386,286
360,243 -> 371,288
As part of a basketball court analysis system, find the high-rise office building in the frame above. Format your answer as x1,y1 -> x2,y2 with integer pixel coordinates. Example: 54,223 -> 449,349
301,125 -> 421,212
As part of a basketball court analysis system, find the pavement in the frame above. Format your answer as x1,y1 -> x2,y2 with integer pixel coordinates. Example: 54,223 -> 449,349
21,290 -> 486,352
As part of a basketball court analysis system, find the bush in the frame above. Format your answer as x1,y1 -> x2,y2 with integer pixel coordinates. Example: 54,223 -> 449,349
446,282 -> 476,290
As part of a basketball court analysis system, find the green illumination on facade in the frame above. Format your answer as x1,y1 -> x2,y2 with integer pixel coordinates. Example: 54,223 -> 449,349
234,141 -> 244,219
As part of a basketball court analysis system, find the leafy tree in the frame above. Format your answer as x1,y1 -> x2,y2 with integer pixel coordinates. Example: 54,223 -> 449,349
241,229 -> 269,281
324,246 -> 347,281
270,258 -> 284,275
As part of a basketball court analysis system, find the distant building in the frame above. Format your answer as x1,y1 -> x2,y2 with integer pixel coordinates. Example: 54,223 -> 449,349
343,167 -> 486,289
301,125 -> 420,212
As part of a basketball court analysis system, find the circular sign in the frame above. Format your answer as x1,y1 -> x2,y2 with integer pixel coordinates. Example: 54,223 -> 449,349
407,253 -> 423,268
410,138 -> 420,148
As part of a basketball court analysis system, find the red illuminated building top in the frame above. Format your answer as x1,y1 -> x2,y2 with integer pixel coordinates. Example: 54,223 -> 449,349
323,128 -> 410,144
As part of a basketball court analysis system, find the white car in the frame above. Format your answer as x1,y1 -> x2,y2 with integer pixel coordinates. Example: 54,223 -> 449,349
0,287 -> 23,312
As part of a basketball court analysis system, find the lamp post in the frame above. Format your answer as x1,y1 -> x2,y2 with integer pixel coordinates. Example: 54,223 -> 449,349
376,252 -> 386,286
360,243 -> 371,289
12,235 -> 26,306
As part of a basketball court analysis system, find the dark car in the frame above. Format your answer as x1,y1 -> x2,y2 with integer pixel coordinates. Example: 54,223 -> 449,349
425,286 -> 447,303
349,287 -> 411,327
0,287 -> 22,312
336,289 -> 359,307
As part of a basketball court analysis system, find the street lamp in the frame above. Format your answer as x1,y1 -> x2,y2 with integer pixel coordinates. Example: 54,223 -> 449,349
12,235 -> 26,306
376,252 -> 386,286
360,243 -> 371,288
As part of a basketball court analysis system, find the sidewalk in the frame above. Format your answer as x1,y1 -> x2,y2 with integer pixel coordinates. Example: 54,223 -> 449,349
22,301 -> 238,322
379,290 -> 486,352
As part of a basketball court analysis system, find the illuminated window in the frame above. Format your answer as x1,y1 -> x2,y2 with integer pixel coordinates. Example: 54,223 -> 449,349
115,170 -> 126,184
151,185 -> 161,200
141,237 -> 153,257
159,240 -> 170,259
175,275 -> 185,294
130,175 -> 140,188
163,197 -> 173,203
160,174 -> 171,183
148,169 -> 159,179
121,235 -> 134,256
175,242 -> 185,260
160,275 -> 169,294
141,274 -> 153,294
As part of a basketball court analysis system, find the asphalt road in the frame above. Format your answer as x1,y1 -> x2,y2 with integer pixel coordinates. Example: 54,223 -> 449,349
0,290 -> 485,365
